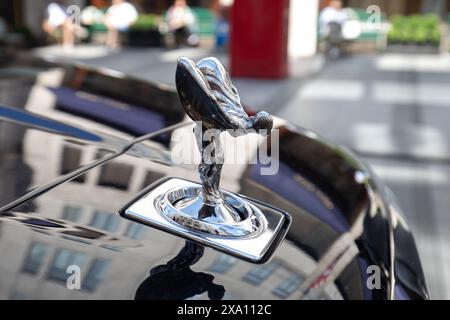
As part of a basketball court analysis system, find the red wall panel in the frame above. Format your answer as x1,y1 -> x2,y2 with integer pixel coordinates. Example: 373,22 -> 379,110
230,0 -> 290,78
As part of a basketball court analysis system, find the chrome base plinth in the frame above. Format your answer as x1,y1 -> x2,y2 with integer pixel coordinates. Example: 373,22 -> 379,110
157,186 -> 265,237
119,177 -> 291,263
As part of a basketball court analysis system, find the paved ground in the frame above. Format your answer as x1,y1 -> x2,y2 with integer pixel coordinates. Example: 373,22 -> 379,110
279,53 -> 450,300
34,45 -> 450,299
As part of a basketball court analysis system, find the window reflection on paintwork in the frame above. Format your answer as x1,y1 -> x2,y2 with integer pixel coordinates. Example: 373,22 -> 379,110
242,261 -> 280,285
142,170 -> 165,189
62,205 -> 83,223
60,145 -> 85,183
47,249 -> 85,283
98,161 -> 133,190
83,258 -> 110,292
89,210 -> 120,233
124,223 -> 145,240
272,274 -> 303,299
21,242 -> 49,275
208,254 -> 237,274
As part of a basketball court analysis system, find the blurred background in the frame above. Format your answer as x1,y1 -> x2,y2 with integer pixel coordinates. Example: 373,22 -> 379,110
1,0 -> 450,299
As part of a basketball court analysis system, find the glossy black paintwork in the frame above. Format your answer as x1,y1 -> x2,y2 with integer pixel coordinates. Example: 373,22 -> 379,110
0,56 -> 428,300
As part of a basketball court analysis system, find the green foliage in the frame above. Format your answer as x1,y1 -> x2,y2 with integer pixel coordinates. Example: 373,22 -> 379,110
388,14 -> 440,46
11,25 -> 32,36
131,14 -> 161,31
191,7 -> 216,36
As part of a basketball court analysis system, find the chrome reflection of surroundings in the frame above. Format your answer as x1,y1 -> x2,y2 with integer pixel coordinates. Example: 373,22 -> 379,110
157,186 -> 266,237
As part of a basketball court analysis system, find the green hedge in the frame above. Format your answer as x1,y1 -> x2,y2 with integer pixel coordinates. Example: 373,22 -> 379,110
388,14 -> 440,45
191,7 -> 215,36
130,14 -> 161,31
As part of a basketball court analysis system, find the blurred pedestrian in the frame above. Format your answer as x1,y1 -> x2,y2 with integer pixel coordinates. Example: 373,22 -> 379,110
42,1 -> 75,49
104,0 -> 138,49
319,0 -> 348,34
319,0 -> 348,58
165,0 -> 198,47
215,5 -> 230,51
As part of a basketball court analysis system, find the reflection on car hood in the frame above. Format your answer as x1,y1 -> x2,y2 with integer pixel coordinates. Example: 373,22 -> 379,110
0,57 -> 428,300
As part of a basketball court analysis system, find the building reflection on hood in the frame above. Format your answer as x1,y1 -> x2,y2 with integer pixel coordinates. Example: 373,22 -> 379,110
0,71 -> 36,210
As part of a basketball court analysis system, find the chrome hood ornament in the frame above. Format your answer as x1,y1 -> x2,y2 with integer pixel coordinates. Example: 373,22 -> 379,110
175,56 -> 273,225
119,57 -> 290,263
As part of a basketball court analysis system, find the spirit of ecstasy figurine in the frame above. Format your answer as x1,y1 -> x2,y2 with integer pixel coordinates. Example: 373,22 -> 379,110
175,57 -> 273,224
120,57 -> 290,257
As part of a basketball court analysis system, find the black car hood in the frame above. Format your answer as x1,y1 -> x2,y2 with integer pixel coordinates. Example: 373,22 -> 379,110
0,58 -> 428,300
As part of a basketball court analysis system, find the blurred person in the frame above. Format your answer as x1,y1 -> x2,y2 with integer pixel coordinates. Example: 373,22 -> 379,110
319,0 -> 349,58
104,0 -> 138,49
319,0 -> 348,32
42,2 -> 75,49
215,5 -> 230,51
165,0 -> 198,47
